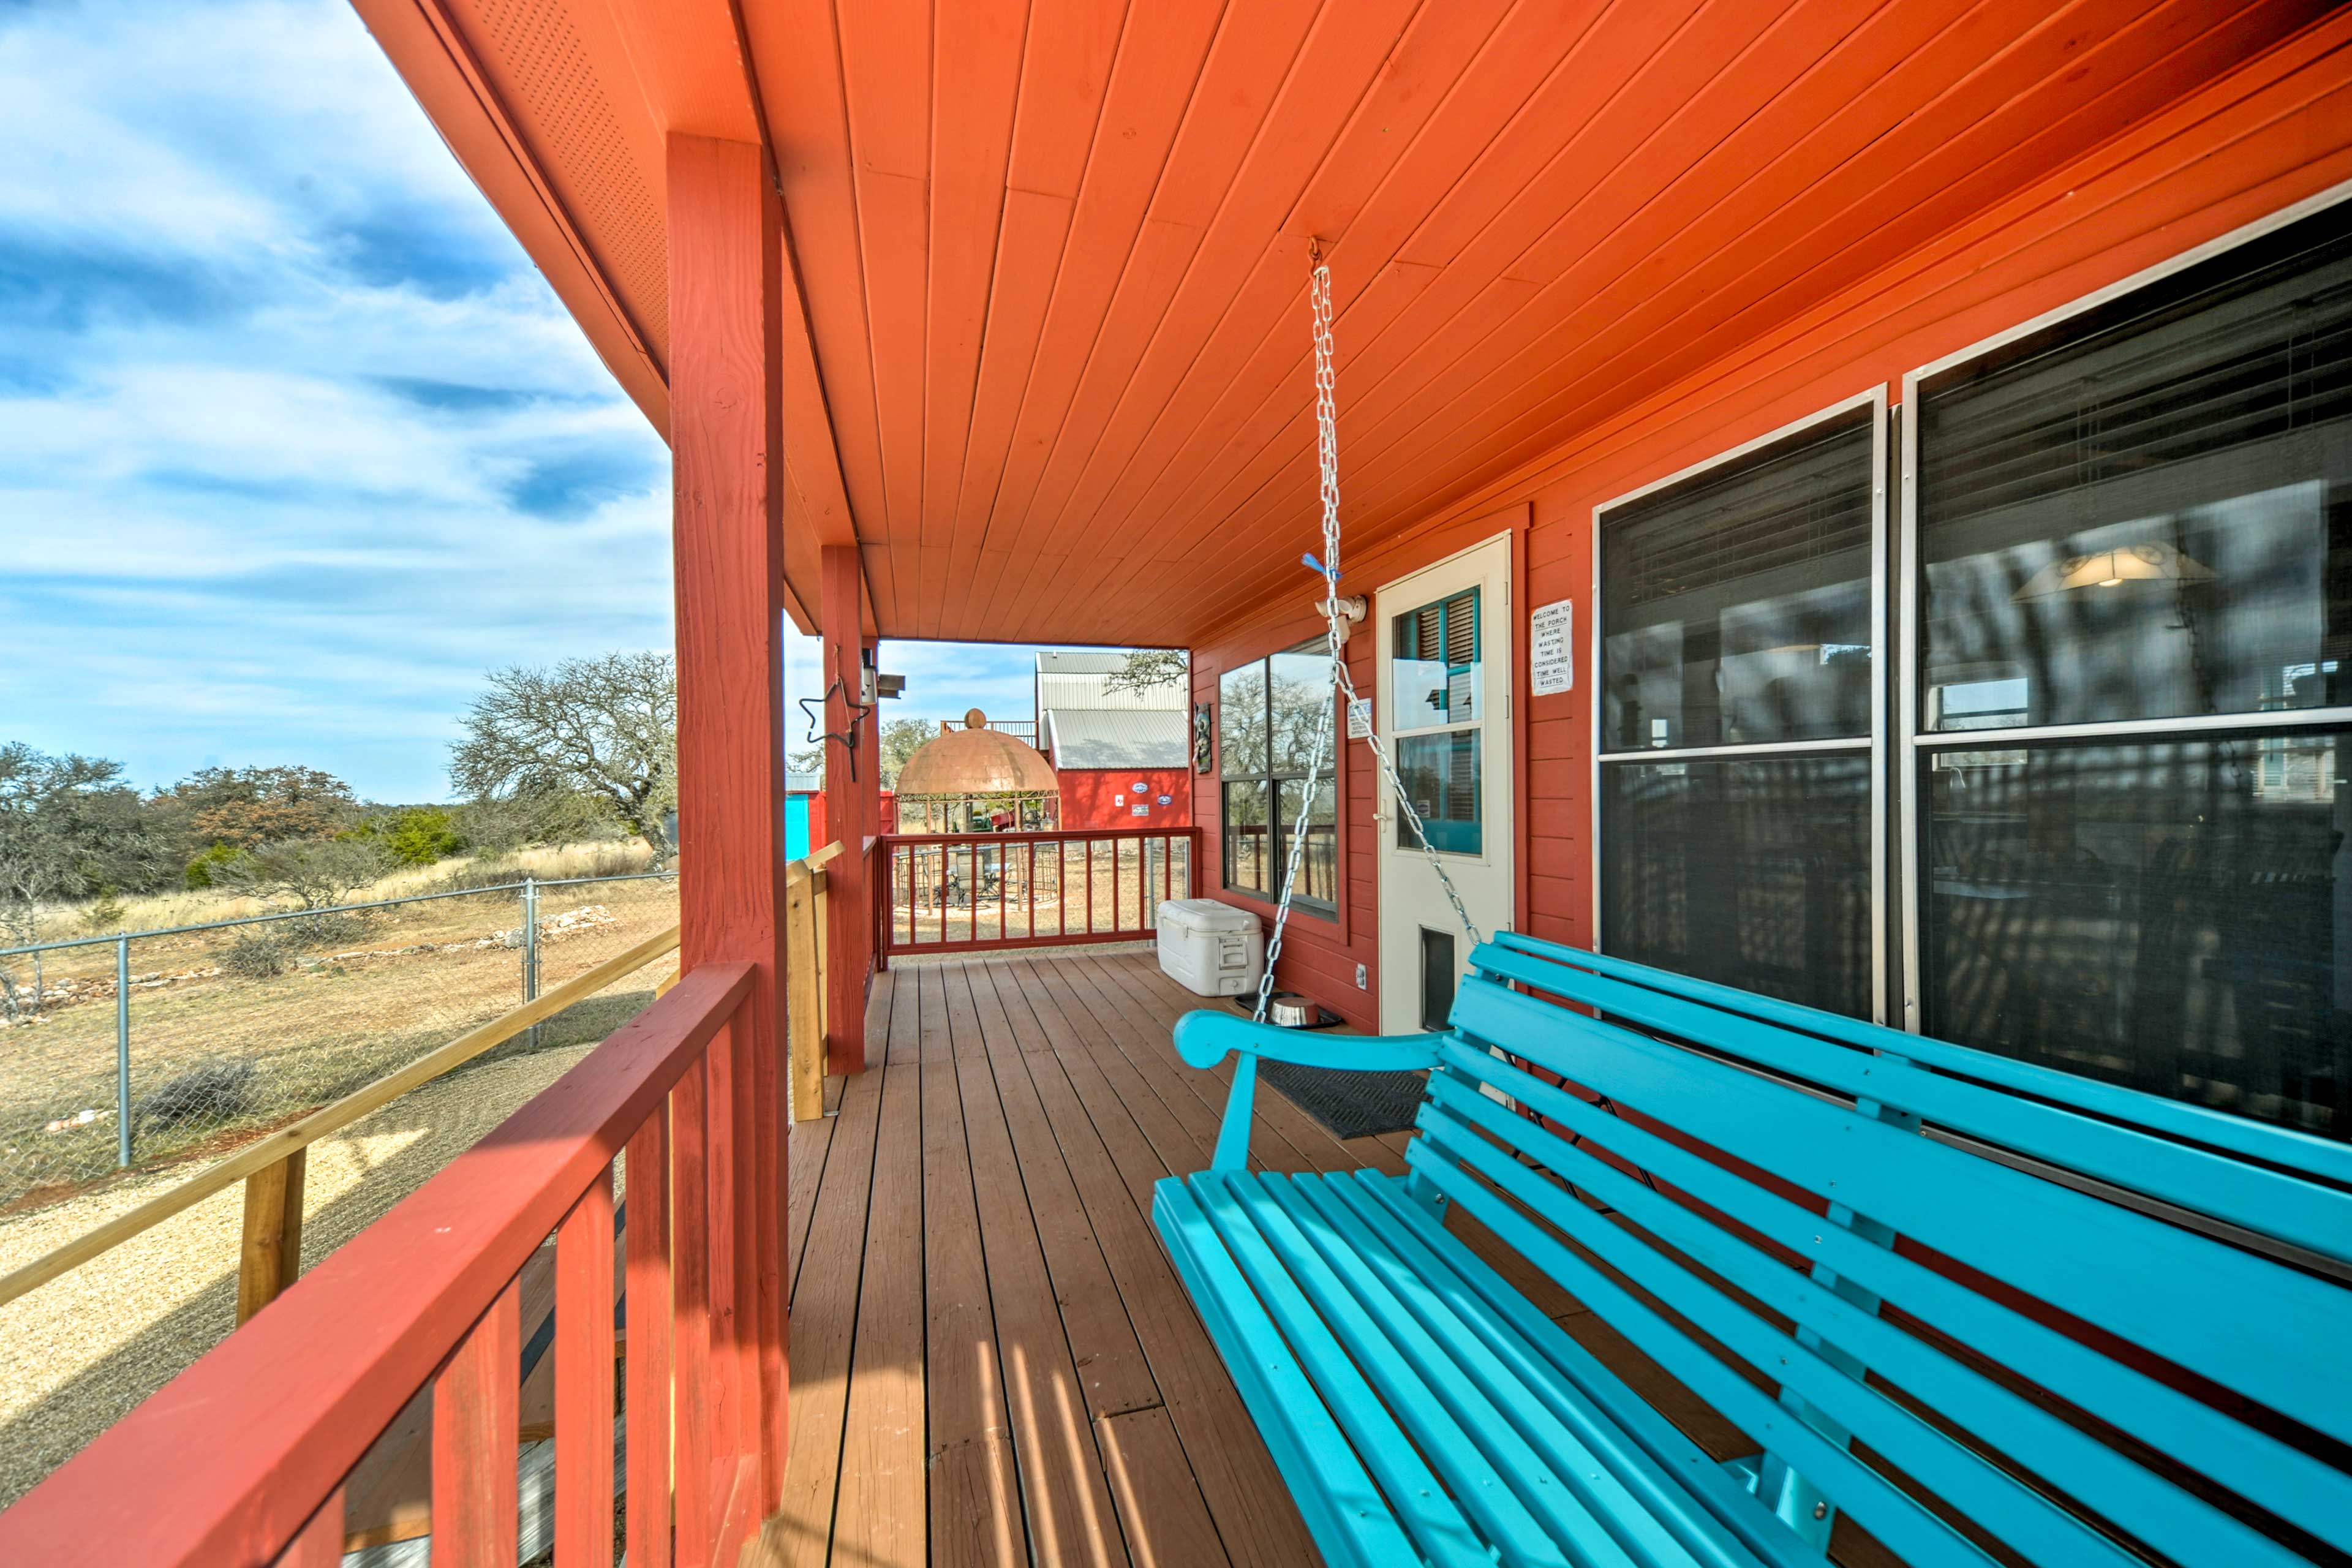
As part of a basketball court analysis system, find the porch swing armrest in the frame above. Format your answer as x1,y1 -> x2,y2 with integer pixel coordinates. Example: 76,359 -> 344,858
1174,1011 -> 1447,1173
1172,1010 -> 1448,1072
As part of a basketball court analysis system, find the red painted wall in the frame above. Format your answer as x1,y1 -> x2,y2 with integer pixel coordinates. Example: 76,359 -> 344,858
1057,767 -> 1194,831
1191,20 -> 2352,1028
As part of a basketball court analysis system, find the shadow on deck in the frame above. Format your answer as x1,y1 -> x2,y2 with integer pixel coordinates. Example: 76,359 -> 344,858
755,948 -> 1747,1568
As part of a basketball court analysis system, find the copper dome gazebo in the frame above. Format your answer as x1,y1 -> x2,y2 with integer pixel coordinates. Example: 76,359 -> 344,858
893,710 -> 1059,833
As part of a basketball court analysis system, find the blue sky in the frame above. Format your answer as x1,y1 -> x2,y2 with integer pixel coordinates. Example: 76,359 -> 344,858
0,0 -> 1062,802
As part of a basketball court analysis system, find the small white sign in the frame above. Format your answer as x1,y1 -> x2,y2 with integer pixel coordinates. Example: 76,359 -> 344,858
1346,697 -> 1372,739
1530,598 -> 1575,696
1131,802 -> 1150,816
1114,794 -> 1125,805
1132,780 -> 1149,793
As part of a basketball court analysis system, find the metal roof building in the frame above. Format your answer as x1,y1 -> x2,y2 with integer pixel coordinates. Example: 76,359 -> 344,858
1039,707 -> 1188,772
1034,649 -> 1185,717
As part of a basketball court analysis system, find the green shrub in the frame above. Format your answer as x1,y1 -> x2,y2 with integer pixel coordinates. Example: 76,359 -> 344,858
184,842 -> 243,889
380,806 -> 467,867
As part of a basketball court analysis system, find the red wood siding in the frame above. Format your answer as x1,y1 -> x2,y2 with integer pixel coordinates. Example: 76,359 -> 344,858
1190,18 -> 2352,1023
1057,766 -> 1194,831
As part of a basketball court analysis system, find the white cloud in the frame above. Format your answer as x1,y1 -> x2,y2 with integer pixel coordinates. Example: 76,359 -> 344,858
1,0 -> 1153,804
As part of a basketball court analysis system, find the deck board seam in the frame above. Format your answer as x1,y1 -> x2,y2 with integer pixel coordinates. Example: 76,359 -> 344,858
955,962 -> 1149,1563
934,963 -> 1038,1560
981,959 -> 1264,1568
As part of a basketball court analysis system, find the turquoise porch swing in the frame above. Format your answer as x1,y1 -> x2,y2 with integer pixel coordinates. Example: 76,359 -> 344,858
1150,250 -> 2352,1568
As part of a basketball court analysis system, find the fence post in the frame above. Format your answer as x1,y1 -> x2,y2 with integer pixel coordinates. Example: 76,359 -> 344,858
522,876 -> 540,1050
115,935 -> 132,1167
236,1148 -> 307,1324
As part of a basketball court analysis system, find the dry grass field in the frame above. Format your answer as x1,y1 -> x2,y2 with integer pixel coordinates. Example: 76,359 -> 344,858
0,1043 -> 604,1508
0,845 -> 678,1213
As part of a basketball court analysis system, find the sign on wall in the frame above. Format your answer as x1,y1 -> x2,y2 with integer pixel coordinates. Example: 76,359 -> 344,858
1530,598 -> 1575,696
1346,698 -> 1371,739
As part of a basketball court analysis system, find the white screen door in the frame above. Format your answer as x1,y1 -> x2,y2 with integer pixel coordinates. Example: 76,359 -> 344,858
1374,534 -> 1513,1033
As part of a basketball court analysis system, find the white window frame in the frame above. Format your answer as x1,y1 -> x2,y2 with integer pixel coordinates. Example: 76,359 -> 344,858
1589,386 -> 1891,1024
1894,176 -> 2352,1033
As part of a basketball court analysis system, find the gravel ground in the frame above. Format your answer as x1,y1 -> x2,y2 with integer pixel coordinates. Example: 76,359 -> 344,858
0,1044 -> 598,1507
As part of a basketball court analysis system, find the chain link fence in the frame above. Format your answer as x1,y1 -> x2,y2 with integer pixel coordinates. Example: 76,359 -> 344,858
0,872 -> 680,1215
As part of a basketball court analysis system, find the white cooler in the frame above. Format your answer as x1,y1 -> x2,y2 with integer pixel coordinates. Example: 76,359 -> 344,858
1155,899 -> 1265,998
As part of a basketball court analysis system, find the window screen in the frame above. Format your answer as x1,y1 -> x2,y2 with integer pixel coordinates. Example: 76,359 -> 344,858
1917,202 -> 2352,733
1597,402 -> 1880,1021
1919,731 -> 2347,1136
1601,755 -> 1874,1019
1602,409 -> 1876,751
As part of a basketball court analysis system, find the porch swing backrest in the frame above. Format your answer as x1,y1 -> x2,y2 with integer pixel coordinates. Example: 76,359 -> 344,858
1416,932 -> 2352,1568
1156,925 -> 2352,1568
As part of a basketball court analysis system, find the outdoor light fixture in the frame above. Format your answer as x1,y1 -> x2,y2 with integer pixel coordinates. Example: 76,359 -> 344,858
875,673 -> 907,698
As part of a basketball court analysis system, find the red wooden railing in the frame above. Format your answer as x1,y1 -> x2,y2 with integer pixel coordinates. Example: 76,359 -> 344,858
876,827 -> 1199,965
0,961 -> 778,1568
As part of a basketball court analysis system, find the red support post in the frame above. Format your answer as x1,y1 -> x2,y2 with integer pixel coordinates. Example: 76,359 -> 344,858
666,130 -> 790,1520
821,545 -> 872,1075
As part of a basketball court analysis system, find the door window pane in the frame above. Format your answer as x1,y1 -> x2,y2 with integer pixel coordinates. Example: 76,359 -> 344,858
1602,409 -> 1875,750
1600,755 -> 1872,1019
1396,731 -> 1481,854
1221,780 -> 1268,896
1392,589 -> 1480,733
1920,731 -> 2348,1137
1917,202 -> 2352,732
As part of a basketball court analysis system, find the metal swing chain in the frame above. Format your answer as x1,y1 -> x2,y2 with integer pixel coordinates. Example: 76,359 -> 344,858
1254,249 -> 1483,1023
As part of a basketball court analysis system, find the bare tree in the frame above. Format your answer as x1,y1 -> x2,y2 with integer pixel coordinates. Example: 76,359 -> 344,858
450,653 -> 679,858
221,836 -> 392,910
1102,648 -> 1188,699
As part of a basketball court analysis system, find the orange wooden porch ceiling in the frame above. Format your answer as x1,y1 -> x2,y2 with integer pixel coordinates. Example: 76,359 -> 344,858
350,0 -> 2334,644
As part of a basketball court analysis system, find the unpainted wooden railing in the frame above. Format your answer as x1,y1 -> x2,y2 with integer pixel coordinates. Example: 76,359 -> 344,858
0,843 -> 845,1566
0,925 -> 684,1322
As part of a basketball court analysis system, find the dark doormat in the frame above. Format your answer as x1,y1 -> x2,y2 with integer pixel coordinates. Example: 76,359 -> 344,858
1259,1060 -> 1428,1140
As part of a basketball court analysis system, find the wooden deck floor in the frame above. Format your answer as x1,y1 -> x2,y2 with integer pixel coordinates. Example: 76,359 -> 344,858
755,946 -> 1626,1568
